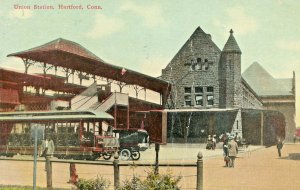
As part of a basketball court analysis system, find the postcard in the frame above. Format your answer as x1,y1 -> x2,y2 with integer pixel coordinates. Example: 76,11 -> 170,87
0,1 -> 299,190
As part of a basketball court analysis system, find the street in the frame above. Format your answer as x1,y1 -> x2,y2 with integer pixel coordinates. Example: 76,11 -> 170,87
0,143 -> 299,190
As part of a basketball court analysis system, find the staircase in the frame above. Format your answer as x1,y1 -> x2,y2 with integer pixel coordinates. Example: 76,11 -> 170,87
71,91 -> 128,112
93,92 -> 129,112
71,95 -> 98,110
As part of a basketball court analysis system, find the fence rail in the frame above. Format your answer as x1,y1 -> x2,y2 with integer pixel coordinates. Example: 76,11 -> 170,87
0,153 -> 203,190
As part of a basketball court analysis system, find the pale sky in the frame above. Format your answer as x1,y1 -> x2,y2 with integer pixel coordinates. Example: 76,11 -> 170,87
0,0 -> 299,125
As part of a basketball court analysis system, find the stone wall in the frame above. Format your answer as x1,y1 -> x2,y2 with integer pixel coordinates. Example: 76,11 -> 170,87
219,53 -> 242,108
241,82 -> 263,109
262,99 -> 296,142
161,27 -> 221,109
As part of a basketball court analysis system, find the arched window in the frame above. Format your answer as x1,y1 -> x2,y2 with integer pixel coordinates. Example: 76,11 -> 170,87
204,59 -> 209,70
190,59 -> 196,71
196,58 -> 202,70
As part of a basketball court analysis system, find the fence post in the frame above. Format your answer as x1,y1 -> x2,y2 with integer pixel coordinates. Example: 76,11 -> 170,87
46,154 -> 52,188
154,143 -> 160,175
69,163 -> 78,184
196,152 -> 203,190
113,153 -> 120,189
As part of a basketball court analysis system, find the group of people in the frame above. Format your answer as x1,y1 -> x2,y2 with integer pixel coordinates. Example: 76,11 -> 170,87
222,135 -> 239,168
205,133 -> 239,167
206,135 -> 217,150
221,134 -> 284,168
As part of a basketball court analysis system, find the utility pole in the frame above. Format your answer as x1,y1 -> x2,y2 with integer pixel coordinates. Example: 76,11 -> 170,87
33,125 -> 37,190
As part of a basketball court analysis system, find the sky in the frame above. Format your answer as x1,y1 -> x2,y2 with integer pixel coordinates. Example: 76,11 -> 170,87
0,0 -> 299,125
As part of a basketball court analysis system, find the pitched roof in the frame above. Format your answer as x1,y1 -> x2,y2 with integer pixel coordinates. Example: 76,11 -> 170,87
7,38 -> 170,94
242,62 -> 293,96
222,29 -> 241,53
8,38 -> 104,62
162,26 -> 221,80
175,27 -> 222,57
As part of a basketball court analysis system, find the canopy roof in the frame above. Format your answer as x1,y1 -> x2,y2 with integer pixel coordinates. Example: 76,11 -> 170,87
0,68 -> 86,94
0,110 -> 113,122
8,38 -> 170,94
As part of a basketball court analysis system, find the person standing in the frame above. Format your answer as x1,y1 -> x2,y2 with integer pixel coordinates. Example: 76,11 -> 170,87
277,138 -> 283,157
41,136 -> 55,157
40,136 -> 55,171
212,135 -> 217,150
223,138 -> 229,167
228,137 -> 238,168
206,135 -> 213,150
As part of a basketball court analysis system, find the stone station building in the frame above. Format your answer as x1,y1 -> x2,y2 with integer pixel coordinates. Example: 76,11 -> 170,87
160,27 -> 295,144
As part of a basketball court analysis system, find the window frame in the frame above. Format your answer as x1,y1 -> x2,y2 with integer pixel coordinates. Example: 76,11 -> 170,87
184,87 -> 192,94
195,94 -> 203,106
184,95 -> 192,107
207,95 -> 214,106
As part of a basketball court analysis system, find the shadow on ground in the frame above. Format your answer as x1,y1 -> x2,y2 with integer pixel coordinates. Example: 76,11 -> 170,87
280,153 -> 300,160
288,153 -> 300,160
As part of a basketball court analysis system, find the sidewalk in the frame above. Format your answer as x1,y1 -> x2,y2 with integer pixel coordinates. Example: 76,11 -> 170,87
139,143 -> 264,162
203,144 -> 300,190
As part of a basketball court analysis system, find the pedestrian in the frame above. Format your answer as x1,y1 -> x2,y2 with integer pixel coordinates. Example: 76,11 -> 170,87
40,136 -> 55,171
41,136 -> 55,157
206,135 -> 213,150
212,135 -> 217,150
228,136 -> 238,168
223,137 -> 229,167
277,138 -> 283,157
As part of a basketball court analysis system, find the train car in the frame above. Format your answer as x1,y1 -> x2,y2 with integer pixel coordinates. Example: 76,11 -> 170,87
0,110 -> 119,160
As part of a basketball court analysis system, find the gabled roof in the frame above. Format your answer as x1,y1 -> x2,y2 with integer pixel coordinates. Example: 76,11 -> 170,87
242,62 -> 293,96
222,29 -> 241,53
163,26 -> 221,71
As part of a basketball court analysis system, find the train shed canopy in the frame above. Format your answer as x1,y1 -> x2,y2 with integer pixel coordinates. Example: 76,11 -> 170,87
8,38 -> 170,94
0,68 -> 86,94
